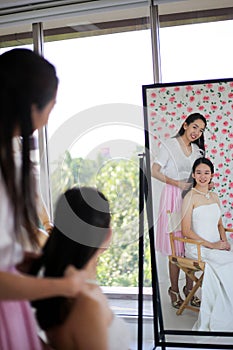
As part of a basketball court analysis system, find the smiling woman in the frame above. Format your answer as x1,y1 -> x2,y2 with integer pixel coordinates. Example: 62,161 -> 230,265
181,157 -> 233,331
151,113 -> 206,308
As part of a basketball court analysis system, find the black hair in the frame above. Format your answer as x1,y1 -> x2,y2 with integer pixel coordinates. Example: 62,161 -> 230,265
182,157 -> 214,198
31,186 -> 111,330
175,113 -> 207,153
0,48 -> 58,245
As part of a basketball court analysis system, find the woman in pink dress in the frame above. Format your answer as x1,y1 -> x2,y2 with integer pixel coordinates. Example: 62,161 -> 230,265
152,113 -> 206,309
0,49 -> 86,350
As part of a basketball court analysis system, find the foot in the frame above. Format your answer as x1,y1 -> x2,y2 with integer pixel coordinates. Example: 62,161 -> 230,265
183,286 -> 201,307
168,287 -> 183,309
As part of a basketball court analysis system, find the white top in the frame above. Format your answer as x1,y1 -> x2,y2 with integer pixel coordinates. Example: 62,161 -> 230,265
0,172 -> 23,269
155,138 -> 203,180
0,139 -> 24,269
108,314 -> 131,350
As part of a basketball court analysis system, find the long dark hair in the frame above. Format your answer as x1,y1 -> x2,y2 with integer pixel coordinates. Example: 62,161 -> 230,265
175,113 -> 207,153
31,187 -> 111,330
0,49 -> 58,245
182,157 -> 214,198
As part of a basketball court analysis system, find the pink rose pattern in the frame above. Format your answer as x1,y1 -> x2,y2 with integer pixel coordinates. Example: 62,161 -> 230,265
147,81 -> 233,228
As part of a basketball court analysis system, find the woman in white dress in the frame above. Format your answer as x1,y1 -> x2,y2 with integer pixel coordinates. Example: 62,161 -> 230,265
31,187 -> 131,350
152,113 -> 206,308
182,157 -> 233,331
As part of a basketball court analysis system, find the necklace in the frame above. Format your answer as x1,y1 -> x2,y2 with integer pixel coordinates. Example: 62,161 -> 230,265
192,188 -> 210,200
178,137 -> 192,156
86,278 -> 99,285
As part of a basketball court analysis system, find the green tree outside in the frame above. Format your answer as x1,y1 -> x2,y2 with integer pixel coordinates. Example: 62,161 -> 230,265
50,150 -> 151,287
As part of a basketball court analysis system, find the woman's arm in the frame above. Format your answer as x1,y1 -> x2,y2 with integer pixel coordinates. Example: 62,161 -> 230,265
181,194 -> 206,241
218,217 -> 228,242
152,163 -> 190,190
215,196 -> 231,250
217,218 -> 230,250
0,265 -> 86,301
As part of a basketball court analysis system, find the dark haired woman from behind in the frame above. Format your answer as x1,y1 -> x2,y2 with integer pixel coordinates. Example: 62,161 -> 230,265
152,113 -> 206,309
0,49 -> 86,350
181,157 -> 233,331
31,187 -> 131,350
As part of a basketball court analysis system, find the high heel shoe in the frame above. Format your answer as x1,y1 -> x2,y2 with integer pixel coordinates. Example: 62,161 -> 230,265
183,286 -> 201,307
168,287 -> 183,309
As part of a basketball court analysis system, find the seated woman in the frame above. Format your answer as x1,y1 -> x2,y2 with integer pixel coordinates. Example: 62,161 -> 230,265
31,187 -> 131,349
181,157 -> 233,331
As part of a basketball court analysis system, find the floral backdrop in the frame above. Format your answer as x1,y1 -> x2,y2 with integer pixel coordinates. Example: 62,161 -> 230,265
145,80 -> 233,228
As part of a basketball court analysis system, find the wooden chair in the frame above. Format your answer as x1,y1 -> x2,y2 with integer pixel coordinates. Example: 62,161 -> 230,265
167,210 -> 205,316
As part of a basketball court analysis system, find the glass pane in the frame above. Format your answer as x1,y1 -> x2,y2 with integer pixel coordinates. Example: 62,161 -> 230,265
0,43 -> 33,54
44,27 -> 153,291
160,19 -> 233,82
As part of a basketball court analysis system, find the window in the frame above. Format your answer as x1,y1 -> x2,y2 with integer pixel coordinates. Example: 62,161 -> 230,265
44,24 -> 153,288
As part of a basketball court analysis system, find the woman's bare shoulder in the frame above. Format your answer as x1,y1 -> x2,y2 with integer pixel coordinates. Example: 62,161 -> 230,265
183,190 -> 194,202
211,191 -> 219,199
71,288 -> 103,319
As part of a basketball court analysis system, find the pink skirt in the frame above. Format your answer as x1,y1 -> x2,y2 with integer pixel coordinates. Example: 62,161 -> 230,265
155,184 -> 184,256
0,267 -> 42,350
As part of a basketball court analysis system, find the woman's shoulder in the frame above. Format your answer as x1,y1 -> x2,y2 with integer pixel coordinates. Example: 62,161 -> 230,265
73,287 -> 102,312
46,292 -> 103,350
183,189 -> 193,199
160,137 -> 178,150
71,286 -> 109,324
210,191 -> 219,201
165,137 -> 177,145
182,190 -> 195,207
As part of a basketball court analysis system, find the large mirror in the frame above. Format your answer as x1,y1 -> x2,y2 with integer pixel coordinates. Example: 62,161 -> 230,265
143,79 -> 233,348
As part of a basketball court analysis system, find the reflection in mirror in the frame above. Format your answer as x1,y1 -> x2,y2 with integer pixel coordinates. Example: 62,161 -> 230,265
143,79 -> 233,348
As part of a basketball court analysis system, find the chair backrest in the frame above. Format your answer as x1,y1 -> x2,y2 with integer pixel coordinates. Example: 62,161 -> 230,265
167,210 -> 205,270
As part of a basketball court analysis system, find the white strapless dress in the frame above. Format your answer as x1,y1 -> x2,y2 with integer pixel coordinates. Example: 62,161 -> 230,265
185,203 -> 233,331
108,314 -> 131,350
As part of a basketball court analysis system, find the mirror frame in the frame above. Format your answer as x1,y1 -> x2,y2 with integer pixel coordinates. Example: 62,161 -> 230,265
142,78 -> 233,349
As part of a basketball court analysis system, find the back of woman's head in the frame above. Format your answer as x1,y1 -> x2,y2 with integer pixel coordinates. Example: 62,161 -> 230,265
0,48 -> 58,243
176,113 -> 207,152
31,187 -> 111,330
0,48 -> 58,117
42,186 -> 111,276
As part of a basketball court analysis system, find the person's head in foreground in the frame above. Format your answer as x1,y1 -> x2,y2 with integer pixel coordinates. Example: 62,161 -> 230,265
32,186 -> 111,330
0,48 -> 58,243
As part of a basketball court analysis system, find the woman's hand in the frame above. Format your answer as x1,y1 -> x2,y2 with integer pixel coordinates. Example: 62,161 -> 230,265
64,265 -> 87,297
211,240 -> 231,250
208,182 -> 215,190
177,181 -> 192,191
